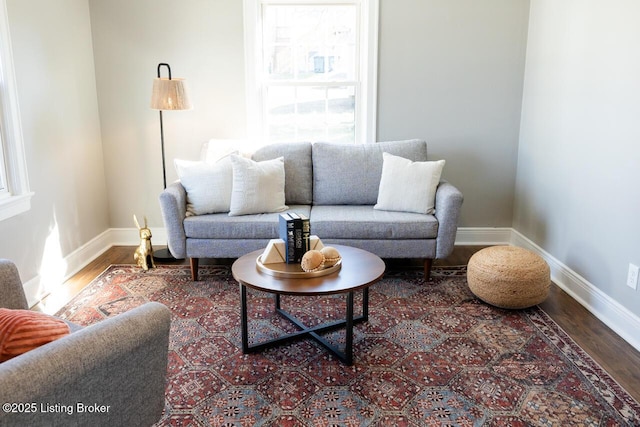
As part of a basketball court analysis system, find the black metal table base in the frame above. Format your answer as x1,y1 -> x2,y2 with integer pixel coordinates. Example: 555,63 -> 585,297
240,285 -> 369,365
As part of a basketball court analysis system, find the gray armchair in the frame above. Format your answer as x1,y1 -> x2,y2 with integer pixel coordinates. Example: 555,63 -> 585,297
0,259 -> 171,427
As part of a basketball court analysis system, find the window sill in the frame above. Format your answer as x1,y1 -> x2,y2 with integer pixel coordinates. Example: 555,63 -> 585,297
0,192 -> 34,222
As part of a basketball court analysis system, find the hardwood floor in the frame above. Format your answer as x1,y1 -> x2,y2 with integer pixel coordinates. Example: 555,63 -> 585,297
35,245 -> 640,403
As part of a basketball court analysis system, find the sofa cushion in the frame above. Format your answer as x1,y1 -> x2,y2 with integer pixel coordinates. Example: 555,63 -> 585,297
375,153 -> 445,214
184,206 -> 312,239
252,142 -> 313,205
229,155 -> 288,216
0,308 -> 70,362
310,205 -> 438,240
312,140 -> 428,205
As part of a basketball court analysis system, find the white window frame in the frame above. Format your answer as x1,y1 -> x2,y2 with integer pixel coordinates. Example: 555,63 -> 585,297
244,0 -> 378,145
0,0 -> 32,221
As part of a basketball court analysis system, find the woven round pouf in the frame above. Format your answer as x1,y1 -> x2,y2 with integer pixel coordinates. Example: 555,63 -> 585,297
467,246 -> 550,309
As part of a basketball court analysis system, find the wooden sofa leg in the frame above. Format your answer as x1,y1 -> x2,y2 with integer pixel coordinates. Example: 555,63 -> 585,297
424,258 -> 433,281
190,258 -> 199,281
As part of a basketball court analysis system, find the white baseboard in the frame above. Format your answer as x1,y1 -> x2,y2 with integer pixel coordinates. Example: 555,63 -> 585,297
23,230 -> 112,307
455,227 -> 512,245
23,226 -> 640,353
510,229 -> 640,353
109,227 -> 168,246
23,227 -> 167,307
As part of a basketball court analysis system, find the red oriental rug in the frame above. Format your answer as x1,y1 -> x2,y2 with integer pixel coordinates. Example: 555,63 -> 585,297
56,265 -> 640,426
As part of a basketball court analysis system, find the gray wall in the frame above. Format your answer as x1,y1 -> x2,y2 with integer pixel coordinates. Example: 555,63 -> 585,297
88,0 -> 247,228
514,1 -> 640,314
87,0 -> 530,229
378,0 -> 530,227
0,0 -> 108,290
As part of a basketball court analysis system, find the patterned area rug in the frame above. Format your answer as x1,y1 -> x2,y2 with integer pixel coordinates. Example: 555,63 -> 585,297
55,265 -> 640,426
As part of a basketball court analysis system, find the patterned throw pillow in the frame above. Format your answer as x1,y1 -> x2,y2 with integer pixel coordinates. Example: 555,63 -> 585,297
0,308 -> 70,362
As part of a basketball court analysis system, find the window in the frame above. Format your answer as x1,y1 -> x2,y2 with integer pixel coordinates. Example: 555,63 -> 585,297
0,132 -> 7,194
0,0 -> 32,221
244,0 -> 378,145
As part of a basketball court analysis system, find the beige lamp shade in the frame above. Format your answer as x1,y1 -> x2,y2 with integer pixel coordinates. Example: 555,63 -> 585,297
150,77 -> 192,110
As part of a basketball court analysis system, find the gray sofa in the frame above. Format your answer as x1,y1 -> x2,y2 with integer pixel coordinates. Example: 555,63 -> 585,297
160,139 -> 463,281
0,259 -> 171,427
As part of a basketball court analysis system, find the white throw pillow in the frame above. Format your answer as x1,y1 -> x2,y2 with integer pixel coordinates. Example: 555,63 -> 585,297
374,153 -> 445,214
174,156 -> 234,216
229,155 -> 288,216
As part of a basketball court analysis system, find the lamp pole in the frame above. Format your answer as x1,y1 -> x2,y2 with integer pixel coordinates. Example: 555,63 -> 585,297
157,63 -> 171,189
150,62 -> 191,260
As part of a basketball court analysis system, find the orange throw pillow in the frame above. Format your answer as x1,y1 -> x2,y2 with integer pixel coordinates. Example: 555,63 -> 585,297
0,308 -> 70,362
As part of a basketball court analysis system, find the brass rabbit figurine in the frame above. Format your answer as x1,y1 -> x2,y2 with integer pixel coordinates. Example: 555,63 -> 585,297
133,215 -> 156,270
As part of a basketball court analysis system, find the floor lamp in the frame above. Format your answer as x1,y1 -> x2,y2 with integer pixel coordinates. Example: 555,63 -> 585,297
150,63 -> 192,259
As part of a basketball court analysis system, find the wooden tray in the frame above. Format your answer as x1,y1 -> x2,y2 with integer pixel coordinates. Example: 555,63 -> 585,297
256,255 -> 342,279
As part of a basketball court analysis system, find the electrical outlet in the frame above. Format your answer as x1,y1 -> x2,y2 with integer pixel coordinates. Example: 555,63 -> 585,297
627,263 -> 639,290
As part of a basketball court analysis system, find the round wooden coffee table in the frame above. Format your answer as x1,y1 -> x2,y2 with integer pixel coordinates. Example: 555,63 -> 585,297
232,245 -> 385,365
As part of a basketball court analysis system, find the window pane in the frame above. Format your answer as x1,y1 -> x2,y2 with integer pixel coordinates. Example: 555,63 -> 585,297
265,45 -> 293,80
263,5 -> 356,82
266,85 -> 355,143
295,86 -> 329,141
326,86 -> 355,143
266,86 -> 296,143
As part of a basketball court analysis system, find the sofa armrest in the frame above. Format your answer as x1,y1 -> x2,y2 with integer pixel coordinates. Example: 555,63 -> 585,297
159,182 -> 188,259
0,302 -> 171,427
434,181 -> 463,259
0,260 -> 29,310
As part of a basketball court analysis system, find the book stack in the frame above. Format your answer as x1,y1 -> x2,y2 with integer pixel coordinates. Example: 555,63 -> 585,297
278,213 -> 310,263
